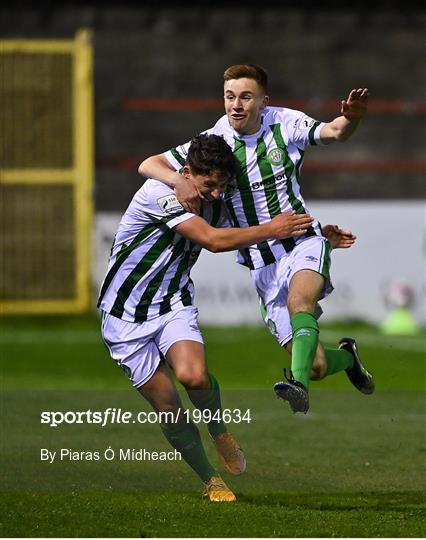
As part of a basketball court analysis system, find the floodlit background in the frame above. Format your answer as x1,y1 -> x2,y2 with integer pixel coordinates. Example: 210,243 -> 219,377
1,3 -> 425,538
1,2 -> 425,327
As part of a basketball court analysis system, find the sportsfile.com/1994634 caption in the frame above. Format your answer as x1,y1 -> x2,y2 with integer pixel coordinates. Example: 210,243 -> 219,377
40,407 -> 252,427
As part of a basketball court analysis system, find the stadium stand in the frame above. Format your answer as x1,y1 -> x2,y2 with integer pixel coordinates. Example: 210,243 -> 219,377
1,4 -> 425,210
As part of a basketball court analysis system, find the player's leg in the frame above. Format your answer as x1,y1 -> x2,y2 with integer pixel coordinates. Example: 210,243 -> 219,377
138,363 -> 236,502
284,334 -> 374,394
284,339 -> 348,380
166,339 -> 246,476
273,235 -> 335,412
166,340 -> 221,435
253,237 -> 331,412
286,269 -> 376,401
284,337 -> 374,391
284,340 -> 327,381
287,268 -> 324,388
156,306 -> 246,476
258,288 -> 327,380
137,363 -> 214,482
269,269 -> 323,413
101,311 -> 235,501
256,267 -> 374,401
254,264 -> 316,412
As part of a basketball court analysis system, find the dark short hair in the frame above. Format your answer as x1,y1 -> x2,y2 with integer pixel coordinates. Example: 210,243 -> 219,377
223,64 -> 268,93
186,134 -> 236,183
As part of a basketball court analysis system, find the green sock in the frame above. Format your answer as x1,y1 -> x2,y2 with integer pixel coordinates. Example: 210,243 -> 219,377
187,373 -> 226,438
324,347 -> 354,376
160,418 -> 217,482
290,311 -> 319,389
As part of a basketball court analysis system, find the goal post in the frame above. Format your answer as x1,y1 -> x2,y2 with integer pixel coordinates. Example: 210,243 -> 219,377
0,29 -> 94,314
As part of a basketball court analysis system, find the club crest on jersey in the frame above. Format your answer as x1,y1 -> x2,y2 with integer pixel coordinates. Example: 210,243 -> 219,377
267,148 -> 284,166
157,194 -> 184,215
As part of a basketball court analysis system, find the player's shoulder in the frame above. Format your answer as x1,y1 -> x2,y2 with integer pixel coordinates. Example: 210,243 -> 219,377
210,114 -> 232,134
143,179 -> 186,217
265,106 -> 306,122
140,178 -> 172,195
265,106 -> 312,136
138,178 -> 172,205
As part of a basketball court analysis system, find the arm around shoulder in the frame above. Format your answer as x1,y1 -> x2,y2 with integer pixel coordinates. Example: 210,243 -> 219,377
175,215 -> 274,253
138,153 -> 183,188
139,153 -> 201,214
174,211 -> 314,253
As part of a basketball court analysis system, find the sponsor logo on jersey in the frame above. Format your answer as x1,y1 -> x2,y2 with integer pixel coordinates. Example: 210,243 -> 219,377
296,115 -> 316,131
267,147 -> 284,166
157,195 -> 184,214
305,255 -> 318,262
250,172 -> 287,191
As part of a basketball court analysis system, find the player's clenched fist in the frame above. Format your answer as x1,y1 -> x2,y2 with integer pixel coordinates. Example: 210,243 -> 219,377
269,211 -> 314,239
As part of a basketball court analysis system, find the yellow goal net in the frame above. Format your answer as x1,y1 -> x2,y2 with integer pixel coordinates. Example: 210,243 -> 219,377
0,29 -> 94,314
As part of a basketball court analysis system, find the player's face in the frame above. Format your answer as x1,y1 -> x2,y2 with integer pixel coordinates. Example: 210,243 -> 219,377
224,78 -> 269,135
184,167 -> 228,202
194,175 -> 228,201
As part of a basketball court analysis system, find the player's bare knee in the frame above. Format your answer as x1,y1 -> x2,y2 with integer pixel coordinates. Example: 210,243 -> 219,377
176,368 -> 209,389
288,298 -> 315,317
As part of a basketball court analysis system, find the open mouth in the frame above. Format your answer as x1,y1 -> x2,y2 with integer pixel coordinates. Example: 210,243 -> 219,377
231,114 -> 245,120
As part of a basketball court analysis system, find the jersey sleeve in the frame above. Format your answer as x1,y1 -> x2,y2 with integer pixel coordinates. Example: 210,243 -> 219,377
283,109 -> 325,150
140,179 -> 196,229
164,140 -> 191,171
163,125 -> 216,170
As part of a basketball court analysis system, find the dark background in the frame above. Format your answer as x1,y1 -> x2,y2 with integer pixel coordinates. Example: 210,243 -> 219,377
2,2 -> 425,210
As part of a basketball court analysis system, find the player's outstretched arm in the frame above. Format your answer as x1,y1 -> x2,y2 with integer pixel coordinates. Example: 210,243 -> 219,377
322,224 -> 357,249
139,154 -> 201,214
320,88 -> 369,144
175,212 -> 314,253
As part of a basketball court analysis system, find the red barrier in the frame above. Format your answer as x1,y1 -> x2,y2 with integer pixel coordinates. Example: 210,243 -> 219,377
122,97 -> 426,115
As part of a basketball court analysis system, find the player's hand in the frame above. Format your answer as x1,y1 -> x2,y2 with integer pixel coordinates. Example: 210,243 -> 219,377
270,211 -> 314,239
174,175 -> 202,215
322,224 -> 357,249
341,88 -> 369,120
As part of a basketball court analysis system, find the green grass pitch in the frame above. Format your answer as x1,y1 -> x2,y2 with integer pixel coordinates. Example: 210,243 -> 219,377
1,313 -> 425,537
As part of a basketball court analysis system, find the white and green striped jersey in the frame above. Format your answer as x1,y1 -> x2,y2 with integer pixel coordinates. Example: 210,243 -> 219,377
165,106 -> 325,270
98,179 -> 228,323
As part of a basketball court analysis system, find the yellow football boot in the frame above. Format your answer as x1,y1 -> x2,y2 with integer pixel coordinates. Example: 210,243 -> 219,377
203,475 -> 236,502
212,431 -> 246,475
